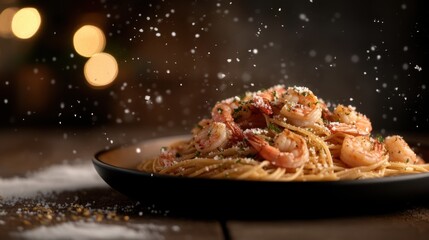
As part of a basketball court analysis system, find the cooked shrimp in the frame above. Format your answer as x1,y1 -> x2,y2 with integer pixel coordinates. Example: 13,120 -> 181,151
318,99 -> 335,121
212,102 -> 243,141
340,135 -> 386,167
280,86 -> 322,127
191,118 -> 211,135
251,95 -> 273,115
328,105 -> 372,136
194,122 -> 229,153
157,147 -> 179,167
384,135 -> 421,164
244,129 -> 309,168
233,103 -> 267,129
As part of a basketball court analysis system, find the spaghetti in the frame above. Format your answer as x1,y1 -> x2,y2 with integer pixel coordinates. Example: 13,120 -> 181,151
138,85 -> 428,181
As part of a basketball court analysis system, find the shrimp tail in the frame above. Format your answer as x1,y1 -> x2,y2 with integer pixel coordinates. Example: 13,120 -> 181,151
227,121 -> 244,141
244,129 -> 308,169
252,95 -> 273,115
244,130 -> 266,152
328,122 -> 370,136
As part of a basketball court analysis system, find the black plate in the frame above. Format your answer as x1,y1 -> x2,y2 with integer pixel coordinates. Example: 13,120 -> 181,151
93,135 -> 429,218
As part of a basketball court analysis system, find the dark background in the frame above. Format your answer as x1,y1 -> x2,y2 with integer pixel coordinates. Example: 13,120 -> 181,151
0,0 -> 428,136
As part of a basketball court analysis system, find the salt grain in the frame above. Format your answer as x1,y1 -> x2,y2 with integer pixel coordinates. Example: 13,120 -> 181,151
414,65 -> 422,71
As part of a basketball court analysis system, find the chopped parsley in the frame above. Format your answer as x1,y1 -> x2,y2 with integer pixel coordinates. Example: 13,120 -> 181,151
375,135 -> 385,143
268,123 -> 282,133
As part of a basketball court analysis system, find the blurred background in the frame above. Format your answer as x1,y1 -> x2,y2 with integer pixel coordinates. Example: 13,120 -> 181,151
0,0 -> 428,136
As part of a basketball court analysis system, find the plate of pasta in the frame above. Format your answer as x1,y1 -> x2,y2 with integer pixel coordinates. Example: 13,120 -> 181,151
94,85 -> 429,216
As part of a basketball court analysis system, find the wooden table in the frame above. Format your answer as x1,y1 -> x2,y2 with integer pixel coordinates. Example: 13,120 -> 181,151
1,127 -> 429,239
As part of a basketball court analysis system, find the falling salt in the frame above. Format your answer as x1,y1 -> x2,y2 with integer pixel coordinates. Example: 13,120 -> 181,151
376,55 -> 381,60
217,72 -> 226,79
402,63 -> 409,70
252,48 -> 258,54
324,55 -> 333,63
309,50 -> 317,57
155,96 -> 163,103
414,65 -> 422,71
171,32 -> 176,37
350,54 -> 359,63
4,99 -> 8,104
403,46 -> 408,52
227,59 -> 232,63
139,28 -> 144,33
195,33 -> 200,38
422,85 -> 426,90
299,13 -> 309,22
155,33 -> 161,37
136,148 -> 141,154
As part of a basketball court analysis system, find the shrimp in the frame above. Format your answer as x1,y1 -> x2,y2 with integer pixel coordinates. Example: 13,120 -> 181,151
233,86 -> 287,128
245,86 -> 285,116
194,122 -> 229,153
340,135 -> 387,167
251,95 -> 273,115
280,86 -> 322,127
191,118 -> 211,135
244,129 -> 309,168
233,102 -> 267,129
212,102 -> 243,141
318,98 -> 335,122
328,105 -> 372,136
384,135 -> 422,164
158,147 -> 178,167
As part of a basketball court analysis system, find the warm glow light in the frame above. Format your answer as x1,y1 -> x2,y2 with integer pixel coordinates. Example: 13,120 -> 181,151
84,52 -> 118,88
11,7 -> 41,39
73,25 -> 106,57
0,7 -> 18,38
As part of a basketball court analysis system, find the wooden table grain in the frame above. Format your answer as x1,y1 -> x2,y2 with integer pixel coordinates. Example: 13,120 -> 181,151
1,127 -> 429,239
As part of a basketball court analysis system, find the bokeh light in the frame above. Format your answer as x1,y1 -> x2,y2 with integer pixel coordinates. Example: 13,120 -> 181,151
73,25 -> 106,57
0,7 -> 18,38
11,7 -> 41,39
84,52 -> 118,88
